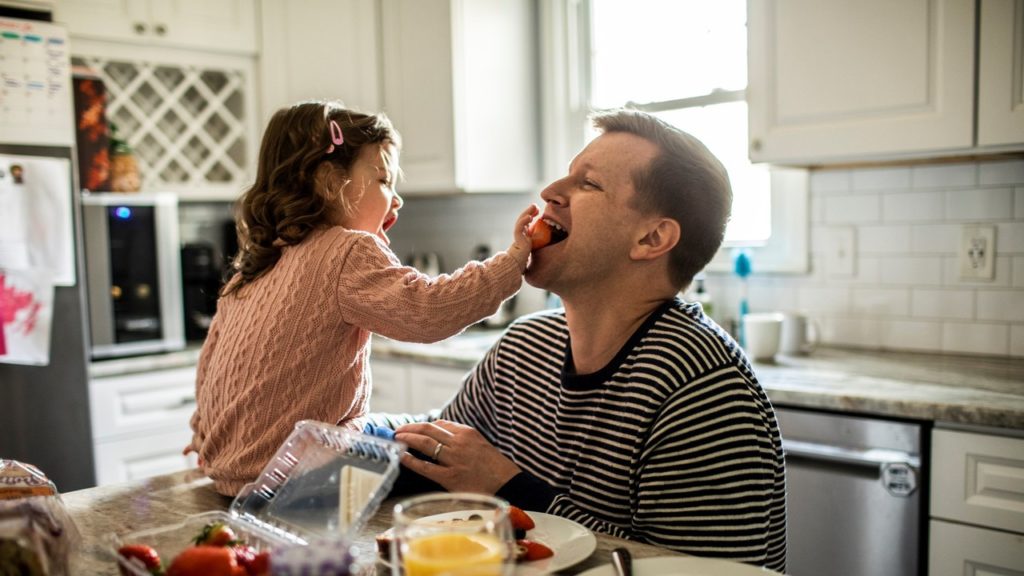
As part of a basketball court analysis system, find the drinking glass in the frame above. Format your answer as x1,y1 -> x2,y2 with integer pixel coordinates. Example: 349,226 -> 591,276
390,492 -> 514,576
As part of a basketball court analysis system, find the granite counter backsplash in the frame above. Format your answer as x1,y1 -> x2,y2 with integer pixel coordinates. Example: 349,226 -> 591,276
373,334 -> 1024,431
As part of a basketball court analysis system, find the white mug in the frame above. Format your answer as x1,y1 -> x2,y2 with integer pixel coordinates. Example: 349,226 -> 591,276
742,312 -> 784,362
780,313 -> 819,355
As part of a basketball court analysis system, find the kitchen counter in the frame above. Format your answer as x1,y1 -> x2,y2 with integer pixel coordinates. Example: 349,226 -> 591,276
374,332 -> 1024,431
62,469 -> 683,575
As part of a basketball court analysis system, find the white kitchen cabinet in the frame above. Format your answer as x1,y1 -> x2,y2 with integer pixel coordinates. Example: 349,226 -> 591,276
89,365 -> 198,486
51,0 -> 257,54
257,0 -> 381,124
93,428 -> 198,486
978,0 -> 1024,146
747,0 -> 1024,164
370,359 -> 467,414
929,427 -> 1024,575
379,0 -> 539,194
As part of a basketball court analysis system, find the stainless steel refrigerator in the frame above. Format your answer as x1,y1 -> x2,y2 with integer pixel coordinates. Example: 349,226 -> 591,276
0,13 -> 95,491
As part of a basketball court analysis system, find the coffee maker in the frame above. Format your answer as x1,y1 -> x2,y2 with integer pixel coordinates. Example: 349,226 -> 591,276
181,242 -> 222,342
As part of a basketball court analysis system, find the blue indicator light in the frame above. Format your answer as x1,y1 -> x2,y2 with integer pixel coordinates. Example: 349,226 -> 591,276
114,206 -> 132,219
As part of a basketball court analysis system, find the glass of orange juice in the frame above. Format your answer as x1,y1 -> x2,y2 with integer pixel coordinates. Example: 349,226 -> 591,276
390,492 -> 514,576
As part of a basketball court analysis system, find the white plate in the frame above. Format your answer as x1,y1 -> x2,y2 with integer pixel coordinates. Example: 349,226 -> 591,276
514,513 -> 597,576
377,511 -> 596,575
577,556 -> 782,576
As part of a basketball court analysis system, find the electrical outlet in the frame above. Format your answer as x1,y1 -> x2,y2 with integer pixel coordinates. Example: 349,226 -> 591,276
959,225 -> 996,280
826,227 -> 856,277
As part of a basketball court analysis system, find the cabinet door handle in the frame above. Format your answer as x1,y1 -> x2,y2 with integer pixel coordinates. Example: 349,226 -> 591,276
133,22 -> 147,34
154,23 -> 167,36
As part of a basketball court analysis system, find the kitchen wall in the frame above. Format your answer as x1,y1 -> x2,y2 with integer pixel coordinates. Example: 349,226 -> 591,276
391,158 -> 1024,358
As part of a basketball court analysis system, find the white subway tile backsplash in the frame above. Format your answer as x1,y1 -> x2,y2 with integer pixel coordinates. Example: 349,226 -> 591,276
881,320 -> 943,351
942,322 -> 1010,355
851,257 -> 882,285
911,224 -> 961,254
851,288 -> 911,316
858,225 -> 911,254
912,163 -> 977,188
798,287 -> 851,313
822,317 -> 883,348
945,187 -> 1014,221
1016,187 -> 1024,220
1014,257 -> 1024,288
997,222 -> 1024,252
852,167 -> 911,191
911,289 -> 974,320
883,192 -> 945,222
810,170 -> 851,194
824,195 -> 881,224
1011,325 -> 1024,357
878,257 -> 943,285
977,290 -> 1024,322
979,160 -> 1024,186
810,194 -> 826,223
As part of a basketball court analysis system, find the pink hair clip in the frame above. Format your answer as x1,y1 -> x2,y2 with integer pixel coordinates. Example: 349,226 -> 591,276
327,120 -> 344,154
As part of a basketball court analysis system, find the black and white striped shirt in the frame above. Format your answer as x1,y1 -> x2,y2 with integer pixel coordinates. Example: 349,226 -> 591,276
442,299 -> 787,571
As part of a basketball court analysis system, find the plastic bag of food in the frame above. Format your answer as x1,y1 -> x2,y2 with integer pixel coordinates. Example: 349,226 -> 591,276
0,460 -> 79,576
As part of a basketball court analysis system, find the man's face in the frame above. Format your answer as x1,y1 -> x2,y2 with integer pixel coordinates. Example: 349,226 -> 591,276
526,131 -> 659,297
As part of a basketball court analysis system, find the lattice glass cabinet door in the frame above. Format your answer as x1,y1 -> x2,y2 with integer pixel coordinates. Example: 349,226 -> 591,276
72,54 -> 255,200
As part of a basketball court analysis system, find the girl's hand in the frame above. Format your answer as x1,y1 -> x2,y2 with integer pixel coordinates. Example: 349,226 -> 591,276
507,204 -> 539,272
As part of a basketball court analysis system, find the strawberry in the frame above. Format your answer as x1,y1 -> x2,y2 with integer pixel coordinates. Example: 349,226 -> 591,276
117,544 -> 163,575
530,218 -> 553,250
515,539 -> 555,562
167,546 -> 245,576
192,521 -> 238,547
509,505 -> 536,531
233,545 -> 270,576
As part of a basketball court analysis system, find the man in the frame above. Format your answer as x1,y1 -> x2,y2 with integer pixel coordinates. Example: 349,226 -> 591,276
389,109 -> 786,571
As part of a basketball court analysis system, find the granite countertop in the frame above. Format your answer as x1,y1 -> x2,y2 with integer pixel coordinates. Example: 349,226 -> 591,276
374,332 -> 1024,431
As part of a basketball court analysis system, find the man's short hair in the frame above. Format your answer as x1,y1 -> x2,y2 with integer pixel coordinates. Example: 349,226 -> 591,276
591,109 -> 732,289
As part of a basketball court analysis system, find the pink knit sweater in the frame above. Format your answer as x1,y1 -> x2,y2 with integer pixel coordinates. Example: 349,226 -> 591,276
189,226 -> 522,496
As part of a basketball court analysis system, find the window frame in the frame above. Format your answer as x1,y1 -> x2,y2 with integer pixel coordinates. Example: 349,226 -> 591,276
539,0 -> 809,275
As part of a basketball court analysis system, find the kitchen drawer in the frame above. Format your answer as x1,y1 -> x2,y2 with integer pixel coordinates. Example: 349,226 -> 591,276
928,519 -> 1024,575
89,366 -> 197,441
94,428 -> 197,486
931,428 -> 1024,534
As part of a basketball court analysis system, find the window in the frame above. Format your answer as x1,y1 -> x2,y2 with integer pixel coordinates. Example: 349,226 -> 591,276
540,0 -> 808,273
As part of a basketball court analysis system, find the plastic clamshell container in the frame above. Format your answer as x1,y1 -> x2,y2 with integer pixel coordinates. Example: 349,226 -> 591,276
107,420 -> 403,575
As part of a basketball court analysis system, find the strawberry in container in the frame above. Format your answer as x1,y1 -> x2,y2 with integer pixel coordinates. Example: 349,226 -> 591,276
109,421 -> 403,576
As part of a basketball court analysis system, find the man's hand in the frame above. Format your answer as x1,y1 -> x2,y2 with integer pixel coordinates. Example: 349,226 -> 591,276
394,420 -> 522,494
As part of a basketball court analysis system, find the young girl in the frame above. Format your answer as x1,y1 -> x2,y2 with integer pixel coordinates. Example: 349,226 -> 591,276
186,100 -> 536,496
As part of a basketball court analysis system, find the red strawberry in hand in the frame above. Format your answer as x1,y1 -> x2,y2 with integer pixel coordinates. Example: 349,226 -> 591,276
530,218 -> 553,250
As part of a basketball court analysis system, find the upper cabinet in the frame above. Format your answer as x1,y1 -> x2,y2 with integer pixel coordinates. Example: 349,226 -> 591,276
747,0 -> 1023,165
379,0 -> 539,194
257,0 -> 381,126
52,0 -> 257,54
978,0 -> 1024,146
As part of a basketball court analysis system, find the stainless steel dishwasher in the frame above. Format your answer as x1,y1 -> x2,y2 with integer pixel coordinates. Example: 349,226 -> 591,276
776,407 -> 926,576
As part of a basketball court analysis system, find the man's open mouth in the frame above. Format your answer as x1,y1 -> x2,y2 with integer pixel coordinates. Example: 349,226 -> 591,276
544,218 -> 569,246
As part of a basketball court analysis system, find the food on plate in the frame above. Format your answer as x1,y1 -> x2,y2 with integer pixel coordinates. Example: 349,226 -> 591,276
515,539 -> 554,562
530,218 -> 568,250
116,544 -> 163,576
508,505 -> 535,532
192,522 -> 238,547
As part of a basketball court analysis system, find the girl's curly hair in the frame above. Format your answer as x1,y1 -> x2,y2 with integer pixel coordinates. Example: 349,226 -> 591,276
223,100 -> 400,296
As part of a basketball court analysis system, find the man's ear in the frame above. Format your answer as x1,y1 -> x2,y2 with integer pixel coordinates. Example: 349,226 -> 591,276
631,217 -> 680,261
